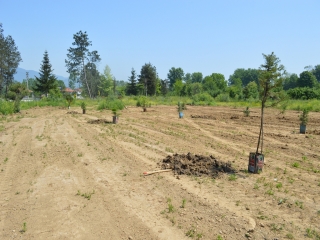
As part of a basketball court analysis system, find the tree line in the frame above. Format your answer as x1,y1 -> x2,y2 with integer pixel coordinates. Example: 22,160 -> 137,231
1,25 -> 320,101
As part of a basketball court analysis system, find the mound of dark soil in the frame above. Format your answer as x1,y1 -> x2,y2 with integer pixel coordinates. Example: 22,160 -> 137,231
160,153 -> 236,178
87,119 -> 112,124
67,111 -> 80,114
191,115 -> 217,120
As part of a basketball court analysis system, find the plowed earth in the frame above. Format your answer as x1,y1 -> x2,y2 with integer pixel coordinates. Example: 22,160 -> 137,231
0,106 -> 319,239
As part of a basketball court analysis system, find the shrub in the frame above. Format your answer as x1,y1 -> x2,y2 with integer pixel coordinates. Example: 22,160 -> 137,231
287,87 -> 320,100
0,100 -> 14,115
216,93 -> 230,102
98,96 -> 125,111
80,101 -> 86,110
192,92 -> 215,105
136,96 -> 148,108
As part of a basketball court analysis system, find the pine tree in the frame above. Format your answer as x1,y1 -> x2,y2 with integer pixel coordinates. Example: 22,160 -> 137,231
126,68 -> 137,95
138,63 -> 157,96
34,51 -> 57,97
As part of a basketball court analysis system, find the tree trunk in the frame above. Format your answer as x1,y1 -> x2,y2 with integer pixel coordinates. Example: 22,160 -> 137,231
82,58 -> 92,99
256,84 -> 268,154
256,101 -> 264,154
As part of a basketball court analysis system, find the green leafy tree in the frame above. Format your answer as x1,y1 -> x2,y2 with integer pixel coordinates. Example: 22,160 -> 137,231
211,73 -> 227,91
311,64 -> 320,82
65,30 -> 101,98
160,79 -> 169,95
190,82 -> 203,95
256,52 -> 286,154
82,62 -> 100,97
99,65 -> 113,96
203,73 -> 227,97
126,68 -> 138,95
191,72 -> 203,83
68,71 -> 77,89
283,73 -> 298,90
56,80 -> 66,90
0,23 -> 22,96
167,67 -> 184,88
22,77 -> 37,91
138,63 -> 157,96
173,79 -> 184,96
227,78 -> 243,99
183,73 -> 192,84
65,94 -> 74,109
297,71 -> 317,88
7,82 -> 28,112
228,68 -> 260,87
287,87 -> 320,100
34,50 -> 58,97
243,81 -> 258,99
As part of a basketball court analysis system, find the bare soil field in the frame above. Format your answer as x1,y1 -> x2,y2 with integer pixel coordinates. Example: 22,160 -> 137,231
0,105 -> 319,240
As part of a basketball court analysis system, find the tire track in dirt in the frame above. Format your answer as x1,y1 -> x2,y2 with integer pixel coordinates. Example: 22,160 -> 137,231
62,113 -> 190,240
69,111 -> 261,239
64,112 -> 254,238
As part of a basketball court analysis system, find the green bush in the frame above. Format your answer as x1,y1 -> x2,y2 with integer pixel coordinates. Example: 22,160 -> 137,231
287,87 -> 320,100
216,93 -> 230,102
192,92 -> 215,105
136,96 -> 148,107
0,100 -> 14,115
97,96 -> 125,111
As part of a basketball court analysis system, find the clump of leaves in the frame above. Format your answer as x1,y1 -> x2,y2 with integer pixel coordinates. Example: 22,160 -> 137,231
80,101 -> 86,110
65,94 -> 74,109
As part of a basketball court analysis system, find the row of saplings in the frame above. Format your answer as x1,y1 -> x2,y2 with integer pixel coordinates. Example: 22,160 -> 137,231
73,94 -> 310,135
70,95 -> 187,124
244,106 -> 310,134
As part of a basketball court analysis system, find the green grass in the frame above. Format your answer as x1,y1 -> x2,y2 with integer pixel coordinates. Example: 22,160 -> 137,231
0,100 -> 14,115
292,162 -> 300,168
306,228 -> 320,239
228,174 -> 237,181
76,190 -> 95,200
181,199 -> 186,208
20,222 -> 27,233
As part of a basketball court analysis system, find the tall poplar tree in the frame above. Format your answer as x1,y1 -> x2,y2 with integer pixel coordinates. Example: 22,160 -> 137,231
0,23 -> 22,96
65,31 -> 100,98
34,50 -> 58,97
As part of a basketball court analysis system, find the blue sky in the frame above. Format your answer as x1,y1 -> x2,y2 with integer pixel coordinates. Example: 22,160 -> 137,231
1,0 -> 320,82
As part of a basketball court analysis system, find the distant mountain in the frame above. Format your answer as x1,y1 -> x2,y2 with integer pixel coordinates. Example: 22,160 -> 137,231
14,67 -> 69,85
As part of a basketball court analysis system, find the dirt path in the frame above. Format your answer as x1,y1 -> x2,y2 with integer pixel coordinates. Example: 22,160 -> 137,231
0,106 -> 319,239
